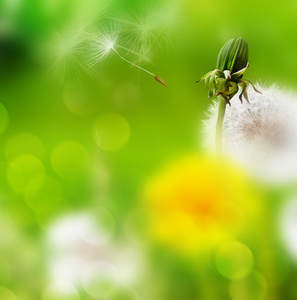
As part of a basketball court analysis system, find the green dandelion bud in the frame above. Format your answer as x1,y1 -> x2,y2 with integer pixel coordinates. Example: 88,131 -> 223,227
197,37 -> 260,104
196,37 -> 261,154
216,37 -> 248,75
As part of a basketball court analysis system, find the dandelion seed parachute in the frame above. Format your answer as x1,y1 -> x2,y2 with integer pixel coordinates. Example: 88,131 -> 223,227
202,85 -> 297,183
87,26 -> 121,67
41,31 -> 89,82
88,26 -> 167,87
38,11 -> 103,82
116,3 -> 174,58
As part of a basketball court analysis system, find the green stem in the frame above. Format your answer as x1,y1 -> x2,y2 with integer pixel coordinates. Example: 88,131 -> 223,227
216,95 -> 227,154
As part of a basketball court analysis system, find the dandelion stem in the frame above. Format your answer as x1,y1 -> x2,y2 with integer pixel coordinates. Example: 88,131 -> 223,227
112,47 -> 154,76
216,95 -> 227,154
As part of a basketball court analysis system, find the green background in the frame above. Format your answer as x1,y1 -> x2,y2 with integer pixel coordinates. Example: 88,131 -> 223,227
0,0 -> 297,299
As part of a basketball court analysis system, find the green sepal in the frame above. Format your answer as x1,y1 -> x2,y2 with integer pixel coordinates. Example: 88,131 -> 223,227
215,78 -> 229,94
208,89 -> 214,100
196,71 -> 212,83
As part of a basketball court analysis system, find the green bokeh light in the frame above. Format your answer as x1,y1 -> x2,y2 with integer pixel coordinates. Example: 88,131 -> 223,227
215,241 -> 254,280
42,282 -> 80,300
5,133 -> 44,160
92,113 -> 130,151
6,154 -> 45,193
229,271 -> 267,300
0,287 -> 18,300
81,262 -> 118,298
107,286 -> 140,300
50,140 -> 90,179
24,176 -> 64,213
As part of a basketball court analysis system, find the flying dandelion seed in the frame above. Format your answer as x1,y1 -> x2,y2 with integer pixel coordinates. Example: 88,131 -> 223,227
115,2 -> 176,59
38,3 -> 104,82
119,13 -> 163,57
88,26 -> 168,87
42,29 -> 90,82
88,26 -> 121,67
68,4 -> 102,37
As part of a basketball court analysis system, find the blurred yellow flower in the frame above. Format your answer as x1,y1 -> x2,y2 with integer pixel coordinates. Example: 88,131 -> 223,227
144,155 -> 259,254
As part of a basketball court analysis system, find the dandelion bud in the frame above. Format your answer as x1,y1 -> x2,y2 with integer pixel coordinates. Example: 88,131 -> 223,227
197,37 -> 258,104
216,37 -> 249,76
197,37 -> 260,155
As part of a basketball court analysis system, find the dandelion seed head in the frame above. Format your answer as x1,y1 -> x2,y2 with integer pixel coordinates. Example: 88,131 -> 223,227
42,28 -> 90,82
116,2 -> 176,60
106,41 -> 115,50
87,26 -> 121,68
36,0 -> 106,82
119,12 -> 160,56
202,85 -> 297,183
39,28 -> 89,82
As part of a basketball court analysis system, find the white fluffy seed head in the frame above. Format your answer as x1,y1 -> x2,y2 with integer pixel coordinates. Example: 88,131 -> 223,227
202,84 -> 297,183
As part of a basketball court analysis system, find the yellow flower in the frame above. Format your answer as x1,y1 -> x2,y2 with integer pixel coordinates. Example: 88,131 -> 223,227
144,155 -> 258,255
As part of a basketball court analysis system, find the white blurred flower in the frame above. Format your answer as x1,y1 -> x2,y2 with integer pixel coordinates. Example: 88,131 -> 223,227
202,85 -> 297,183
46,212 -> 143,296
